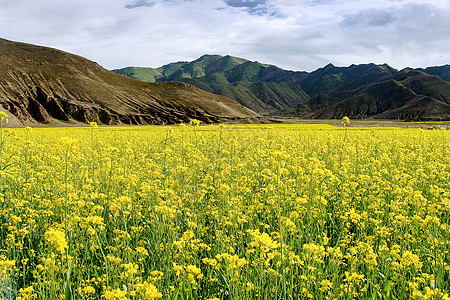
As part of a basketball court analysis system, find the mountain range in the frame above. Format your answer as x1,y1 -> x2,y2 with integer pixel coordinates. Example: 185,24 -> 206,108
114,56 -> 450,121
0,38 -> 261,126
0,37 -> 448,126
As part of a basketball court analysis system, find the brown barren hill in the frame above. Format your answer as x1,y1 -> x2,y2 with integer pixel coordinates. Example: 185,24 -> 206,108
0,38 -> 262,126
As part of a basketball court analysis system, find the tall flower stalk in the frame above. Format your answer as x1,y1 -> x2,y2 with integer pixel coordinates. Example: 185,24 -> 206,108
342,116 -> 350,142
60,137 -> 77,237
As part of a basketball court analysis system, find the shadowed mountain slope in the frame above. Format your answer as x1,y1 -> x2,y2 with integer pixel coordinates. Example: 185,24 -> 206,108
300,63 -> 398,96
291,69 -> 450,121
421,65 -> 450,82
0,39 -> 261,126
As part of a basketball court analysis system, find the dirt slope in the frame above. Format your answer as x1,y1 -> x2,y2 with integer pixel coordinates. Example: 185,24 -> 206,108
0,38 -> 261,127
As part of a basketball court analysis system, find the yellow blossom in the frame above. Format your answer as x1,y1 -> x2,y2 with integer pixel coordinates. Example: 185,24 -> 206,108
103,288 -> 128,300
44,228 -> 68,254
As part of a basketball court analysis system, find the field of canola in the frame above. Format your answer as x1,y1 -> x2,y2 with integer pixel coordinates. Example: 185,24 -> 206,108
0,118 -> 449,299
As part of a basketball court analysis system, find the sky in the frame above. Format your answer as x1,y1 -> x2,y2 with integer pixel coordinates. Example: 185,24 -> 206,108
0,0 -> 449,72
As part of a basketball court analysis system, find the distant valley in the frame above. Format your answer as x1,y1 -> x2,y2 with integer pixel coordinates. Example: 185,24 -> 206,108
114,56 -> 450,121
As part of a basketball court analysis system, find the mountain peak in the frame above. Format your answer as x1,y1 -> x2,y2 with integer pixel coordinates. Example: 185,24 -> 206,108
195,54 -> 223,62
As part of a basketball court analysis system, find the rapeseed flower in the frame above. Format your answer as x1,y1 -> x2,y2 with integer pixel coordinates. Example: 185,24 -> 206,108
103,288 -> 128,300
82,285 -> 96,294
0,111 -> 8,123
341,116 -> 350,126
44,228 -> 68,254
136,281 -> 162,299
0,124 -> 449,299
189,119 -> 200,126
320,279 -> 333,292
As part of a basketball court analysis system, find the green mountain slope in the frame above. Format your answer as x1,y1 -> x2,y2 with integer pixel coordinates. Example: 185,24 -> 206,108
167,55 -> 248,80
217,82 -> 310,113
297,63 -> 397,96
171,61 -> 311,113
114,66 -> 165,82
113,55 -> 449,120
113,54 -> 248,83
294,69 -> 450,121
114,57 -> 313,114
114,56 -> 398,115
0,39 -> 261,126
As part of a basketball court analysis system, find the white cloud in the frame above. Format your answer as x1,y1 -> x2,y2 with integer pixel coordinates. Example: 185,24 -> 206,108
0,0 -> 448,71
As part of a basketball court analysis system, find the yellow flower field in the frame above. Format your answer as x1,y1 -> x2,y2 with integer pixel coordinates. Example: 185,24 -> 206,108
0,121 -> 449,299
